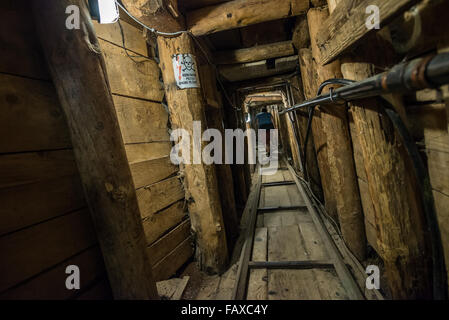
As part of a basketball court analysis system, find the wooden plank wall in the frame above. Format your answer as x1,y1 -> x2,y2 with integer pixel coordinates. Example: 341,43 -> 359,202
93,20 -> 193,281
0,1 -> 112,299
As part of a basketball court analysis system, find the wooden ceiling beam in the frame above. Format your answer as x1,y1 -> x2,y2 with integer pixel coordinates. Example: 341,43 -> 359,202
315,0 -> 417,65
186,0 -> 309,36
214,41 -> 295,65
121,0 -> 185,33
246,96 -> 283,103
218,55 -> 298,82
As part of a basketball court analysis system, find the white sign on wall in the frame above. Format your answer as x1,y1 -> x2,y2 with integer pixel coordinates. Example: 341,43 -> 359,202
172,53 -> 200,89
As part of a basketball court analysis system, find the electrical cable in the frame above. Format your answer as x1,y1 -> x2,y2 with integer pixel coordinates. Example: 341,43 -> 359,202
117,19 -> 147,64
380,98 -> 447,300
301,79 -> 355,179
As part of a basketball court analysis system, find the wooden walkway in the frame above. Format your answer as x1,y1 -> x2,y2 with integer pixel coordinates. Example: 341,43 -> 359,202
193,160 -> 367,300
247,167 -> 349,300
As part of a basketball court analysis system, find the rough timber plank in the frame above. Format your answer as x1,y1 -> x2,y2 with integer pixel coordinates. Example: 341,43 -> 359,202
187,0 -> 309,36
129,156 -> 178,189
263,185 -> 292,208
93,20 -> 148,56
247,227 -> 268,300
0,175 -> 86,236
314,269 -> 349,300
0,209 -> 96,292
0,3 -> 50,80
0,150 -> 78,189
298,222 -> 328,260
0,73 -> 71,153
215,263 -> 239,300
147,219 -> 191,264
267,225 -> 321,299
114,95 -> 170,144
268,269 -> 322,299
152,236 -> 194,281
142,200 -> 187,245
315,0 -> 416,64
0,246 -> 108,299
268,225 -> 307,262
99,39 -> 164,101
286,184 -> 304,206
214,41 -> 295,65
137,176 -> 185,219
124,142 -> 172,164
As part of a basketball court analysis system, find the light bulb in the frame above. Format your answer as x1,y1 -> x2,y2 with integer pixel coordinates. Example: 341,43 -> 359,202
97,0 -> 119,24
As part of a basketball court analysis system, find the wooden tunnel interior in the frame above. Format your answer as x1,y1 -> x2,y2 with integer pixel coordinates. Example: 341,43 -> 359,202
1,0 -> 449,300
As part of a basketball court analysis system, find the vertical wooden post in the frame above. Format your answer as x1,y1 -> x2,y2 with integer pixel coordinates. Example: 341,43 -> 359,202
224,93 -> 249,212
157,33 -> 228,273
339,37 -> 432,301
308,7 -> 366,260
200,64 -> 240,251
32,0 -> 158,299
327,0 -> 432,299
280,91 -> 302,171
290,76 -> 324,200
298,48 -> 338,222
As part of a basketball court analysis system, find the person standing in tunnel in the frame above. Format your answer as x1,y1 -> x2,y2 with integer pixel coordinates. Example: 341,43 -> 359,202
256,107 -> 275,156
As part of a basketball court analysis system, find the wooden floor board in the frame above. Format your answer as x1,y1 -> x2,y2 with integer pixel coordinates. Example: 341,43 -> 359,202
247,228 -> 268,300
299,222 -> 329,260
268,270 -> 322,300
314,269 -> 349,300
286,184 -> 304,206
268,225 -> 307,261
223,163 -> 356,300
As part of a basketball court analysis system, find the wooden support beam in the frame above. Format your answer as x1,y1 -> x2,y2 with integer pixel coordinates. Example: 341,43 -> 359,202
218,55 -> 298,82
121,0 -> 185,33
223,94 -> 249,211
246,91 -> 283,100
187,0 -> 309,36
292,16 -> 310,50
214,41 -> 295,65
298,48 -> 338,222
33,0 -> 158,299
339,28 -> 433,301
289,75 -> 323,200
308,7 -> 366,260
280,91 -> 302,172
315,0 -> 417,65
157,33 -> 228,273
199,64 -> 240,251
247,95 -> 283,103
